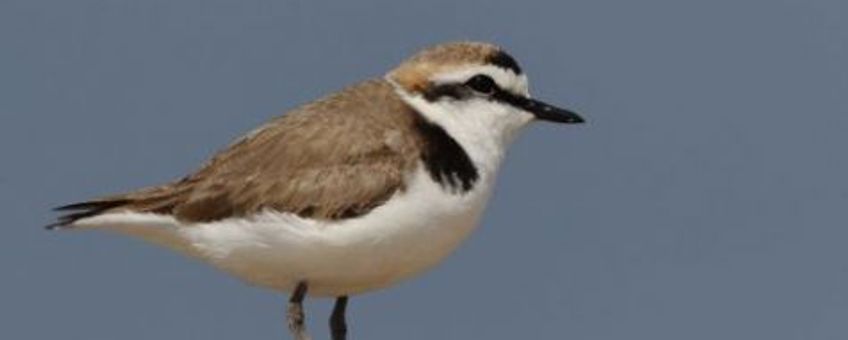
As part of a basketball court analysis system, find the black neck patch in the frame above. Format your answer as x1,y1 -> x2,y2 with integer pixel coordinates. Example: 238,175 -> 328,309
413,116 -> 479,193
487,51 -> 523,75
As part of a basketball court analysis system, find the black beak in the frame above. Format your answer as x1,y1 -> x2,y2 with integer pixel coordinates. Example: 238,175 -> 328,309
520,97 -> 585,124
494,91 -> 585,124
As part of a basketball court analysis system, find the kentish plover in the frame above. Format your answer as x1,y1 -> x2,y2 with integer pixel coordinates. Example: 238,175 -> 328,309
50,41 -> 585,340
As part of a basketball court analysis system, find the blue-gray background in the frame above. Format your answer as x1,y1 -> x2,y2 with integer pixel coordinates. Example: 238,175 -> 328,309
3,0 -> 847,339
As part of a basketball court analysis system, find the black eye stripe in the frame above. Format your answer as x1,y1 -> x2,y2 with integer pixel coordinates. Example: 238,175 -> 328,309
422,73 -> 499,101
422,83 -> 467,101
422,80 -> 527,114
422,72 -> 527,107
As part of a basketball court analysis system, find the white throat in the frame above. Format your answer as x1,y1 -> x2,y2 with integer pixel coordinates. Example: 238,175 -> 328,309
389,81 -> 533,177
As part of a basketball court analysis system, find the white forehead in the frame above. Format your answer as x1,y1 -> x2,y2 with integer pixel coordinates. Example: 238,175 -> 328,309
429,65 -> 530,96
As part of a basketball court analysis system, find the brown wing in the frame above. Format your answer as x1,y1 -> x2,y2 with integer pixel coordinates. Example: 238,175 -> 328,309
51,79 -> 424,227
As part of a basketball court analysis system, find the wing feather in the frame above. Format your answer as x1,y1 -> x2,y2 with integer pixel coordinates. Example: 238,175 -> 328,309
51,79 -> 423,227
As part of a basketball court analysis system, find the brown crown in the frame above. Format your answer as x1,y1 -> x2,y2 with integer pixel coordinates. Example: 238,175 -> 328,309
387,41 -> 506,93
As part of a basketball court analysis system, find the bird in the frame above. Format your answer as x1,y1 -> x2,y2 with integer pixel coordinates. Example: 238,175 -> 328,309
49,41 -> 584,340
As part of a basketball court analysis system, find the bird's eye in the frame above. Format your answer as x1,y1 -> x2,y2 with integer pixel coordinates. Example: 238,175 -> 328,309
464,74 -> 497,94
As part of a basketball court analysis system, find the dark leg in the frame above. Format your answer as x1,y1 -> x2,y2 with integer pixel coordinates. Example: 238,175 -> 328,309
287,281 -> 311,340
329,296 -> 349,340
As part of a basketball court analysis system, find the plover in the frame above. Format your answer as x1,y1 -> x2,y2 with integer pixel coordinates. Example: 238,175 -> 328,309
50,41 -> 584,340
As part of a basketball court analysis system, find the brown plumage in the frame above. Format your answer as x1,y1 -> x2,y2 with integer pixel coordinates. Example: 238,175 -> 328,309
53,79 -> 424,226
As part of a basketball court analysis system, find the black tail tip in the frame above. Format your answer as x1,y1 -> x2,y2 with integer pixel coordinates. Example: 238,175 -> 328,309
48,199 -> 127,230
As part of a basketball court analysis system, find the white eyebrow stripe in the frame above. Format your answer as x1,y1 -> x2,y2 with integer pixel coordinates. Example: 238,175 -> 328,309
431,65 -> 529,96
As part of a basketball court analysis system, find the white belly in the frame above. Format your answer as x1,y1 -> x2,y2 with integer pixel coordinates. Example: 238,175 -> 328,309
77,168 -> 495,297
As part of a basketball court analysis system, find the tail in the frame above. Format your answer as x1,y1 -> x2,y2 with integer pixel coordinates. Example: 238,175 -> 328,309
47,184 -> 187,230
47,199 -> 133,230
47,190 -> 199,257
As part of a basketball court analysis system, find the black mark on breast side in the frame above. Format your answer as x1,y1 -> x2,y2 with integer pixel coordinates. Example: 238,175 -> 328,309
413,117 -> 479,193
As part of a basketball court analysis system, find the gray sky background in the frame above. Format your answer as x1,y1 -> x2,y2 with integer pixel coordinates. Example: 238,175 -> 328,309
3,0 -> 847,339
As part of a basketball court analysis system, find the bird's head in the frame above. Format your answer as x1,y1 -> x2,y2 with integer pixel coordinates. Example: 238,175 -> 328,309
386,41 -> 584,150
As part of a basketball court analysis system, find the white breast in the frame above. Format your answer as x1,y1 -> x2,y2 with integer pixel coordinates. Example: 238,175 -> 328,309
76,165 -> 497,297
